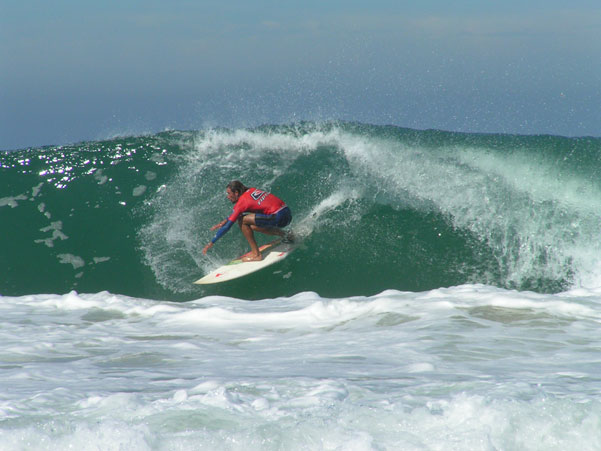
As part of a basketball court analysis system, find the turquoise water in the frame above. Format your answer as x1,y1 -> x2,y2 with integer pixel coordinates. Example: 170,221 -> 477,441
2,122 -> 601,299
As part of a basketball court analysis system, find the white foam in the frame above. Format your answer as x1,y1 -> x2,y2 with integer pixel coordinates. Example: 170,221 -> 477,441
294,187 -> 362,237
94,168 -> 108,185
57,253 -> 85,269
35,220 -> 68,247
132,185 -> 147,196
2,287 -> 601,449
0,194 -> 28,208
31,182 -> 44,198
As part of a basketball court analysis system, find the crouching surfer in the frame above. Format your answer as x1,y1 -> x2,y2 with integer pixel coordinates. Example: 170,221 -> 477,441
202,181 -> 292,262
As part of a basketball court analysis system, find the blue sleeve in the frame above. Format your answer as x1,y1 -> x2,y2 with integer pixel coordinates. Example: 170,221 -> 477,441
211,220 -> 234,244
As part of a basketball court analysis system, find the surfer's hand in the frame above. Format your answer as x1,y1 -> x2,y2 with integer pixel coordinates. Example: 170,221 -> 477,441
210,220 -> 226,231
203,243 -> 213,254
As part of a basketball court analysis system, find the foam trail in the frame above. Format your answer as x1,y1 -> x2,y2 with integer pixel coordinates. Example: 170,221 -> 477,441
293,187 -> 362,238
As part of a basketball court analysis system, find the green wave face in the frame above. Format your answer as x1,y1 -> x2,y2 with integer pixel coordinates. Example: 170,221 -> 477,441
2,123 -> 601,300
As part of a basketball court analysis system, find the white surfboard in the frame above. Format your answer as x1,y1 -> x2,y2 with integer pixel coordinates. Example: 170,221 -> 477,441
194,239 -> 295,284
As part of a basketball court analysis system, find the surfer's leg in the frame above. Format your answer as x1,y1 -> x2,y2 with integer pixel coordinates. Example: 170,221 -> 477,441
239,214 -> 262,261
252,208 -> 290,238
251,225 -> 284,237
241,213 -> 284,237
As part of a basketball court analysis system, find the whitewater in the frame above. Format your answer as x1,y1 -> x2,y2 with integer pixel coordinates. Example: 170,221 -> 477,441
2,122 -> 601,449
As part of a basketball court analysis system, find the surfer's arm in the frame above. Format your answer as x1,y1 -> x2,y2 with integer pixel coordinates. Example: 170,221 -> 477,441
210,219 -> 227,231
203,219 -> 235,254
212,220 -> 234,243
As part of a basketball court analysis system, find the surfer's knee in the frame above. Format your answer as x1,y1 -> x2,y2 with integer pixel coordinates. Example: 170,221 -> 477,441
240,213 -> 256,225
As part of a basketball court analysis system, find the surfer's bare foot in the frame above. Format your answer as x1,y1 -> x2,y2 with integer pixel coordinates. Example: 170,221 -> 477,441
242,254 -> 262,262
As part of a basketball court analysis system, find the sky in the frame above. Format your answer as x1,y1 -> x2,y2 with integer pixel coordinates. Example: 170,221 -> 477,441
1,0 -> 600,150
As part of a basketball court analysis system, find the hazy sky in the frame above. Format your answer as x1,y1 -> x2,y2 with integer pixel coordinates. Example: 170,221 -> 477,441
2,0 -> 600,149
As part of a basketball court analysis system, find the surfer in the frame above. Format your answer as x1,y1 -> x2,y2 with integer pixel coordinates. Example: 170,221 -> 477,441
202,181 -> 292,261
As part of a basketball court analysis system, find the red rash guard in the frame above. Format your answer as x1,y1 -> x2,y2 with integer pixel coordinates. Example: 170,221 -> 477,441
211,188 -> 286,244
227,188 -> 286,222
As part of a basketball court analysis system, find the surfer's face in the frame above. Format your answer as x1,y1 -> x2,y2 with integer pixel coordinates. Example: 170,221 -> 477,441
226,188 -> 239,203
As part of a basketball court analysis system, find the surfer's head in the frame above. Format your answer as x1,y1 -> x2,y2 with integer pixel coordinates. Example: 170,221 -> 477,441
226,181 -> 248,203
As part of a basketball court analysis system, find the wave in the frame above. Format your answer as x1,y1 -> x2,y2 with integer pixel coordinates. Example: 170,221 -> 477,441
2,122 -> 601,299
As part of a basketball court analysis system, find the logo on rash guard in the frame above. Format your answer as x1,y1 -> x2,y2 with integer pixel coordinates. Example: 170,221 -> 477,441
251,190 -> 268,205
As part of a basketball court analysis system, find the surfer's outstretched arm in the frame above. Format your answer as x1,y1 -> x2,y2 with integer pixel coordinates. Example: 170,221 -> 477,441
203,219 -> 235,254
210,219 -> 227,231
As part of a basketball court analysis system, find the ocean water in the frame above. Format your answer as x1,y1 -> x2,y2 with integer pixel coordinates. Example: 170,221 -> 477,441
2,122 -> 601,449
